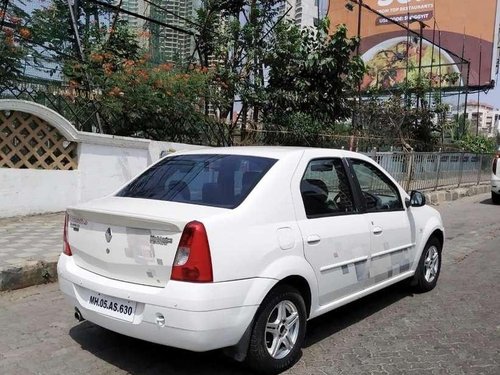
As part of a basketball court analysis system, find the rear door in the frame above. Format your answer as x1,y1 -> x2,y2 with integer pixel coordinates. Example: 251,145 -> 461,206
348,158 -> 415,283
293,156 -> 371,306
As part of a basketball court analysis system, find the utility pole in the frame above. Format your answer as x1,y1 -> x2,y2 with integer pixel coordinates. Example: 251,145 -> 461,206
66,0 -> 104,134
356,0 -> 362,56
67,0 -> 83,57
476,39 -> 482,136
410,18 -> 428,114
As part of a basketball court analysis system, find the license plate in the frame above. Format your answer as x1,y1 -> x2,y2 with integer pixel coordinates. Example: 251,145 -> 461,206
86,291 -> 137,322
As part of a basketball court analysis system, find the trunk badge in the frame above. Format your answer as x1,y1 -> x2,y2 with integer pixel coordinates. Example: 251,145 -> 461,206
105,228 -> 112,243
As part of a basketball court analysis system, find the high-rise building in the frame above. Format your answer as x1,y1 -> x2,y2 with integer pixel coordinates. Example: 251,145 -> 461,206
279,0 -> 321,28
116,0 -> 150,47
150,0 -> 197,63
118,0 -> 149,30
116,1 -> 197,63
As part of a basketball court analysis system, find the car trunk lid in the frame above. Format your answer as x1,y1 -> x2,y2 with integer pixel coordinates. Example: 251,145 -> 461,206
66,197 -> 224,287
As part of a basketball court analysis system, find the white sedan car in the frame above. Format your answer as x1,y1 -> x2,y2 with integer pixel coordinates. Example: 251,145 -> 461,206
58,147 -> 444,374
492,151 -> 500,204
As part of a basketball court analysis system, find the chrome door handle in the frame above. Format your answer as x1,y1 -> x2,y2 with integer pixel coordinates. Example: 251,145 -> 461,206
307,235 -> 321,245
373,226 -> 383,235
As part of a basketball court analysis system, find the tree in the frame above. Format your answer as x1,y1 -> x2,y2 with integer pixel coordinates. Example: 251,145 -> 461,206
355,95 -> 441,151
0,0 -> 30,82
61,20 -> 141,86
29,0 -> 112,57
450,113 -> 471,140
97,62 -> 214,141
458,134 -> 496,154
194,0 -> 283,136
263,19 -> 364,137
58,19 -> 217,141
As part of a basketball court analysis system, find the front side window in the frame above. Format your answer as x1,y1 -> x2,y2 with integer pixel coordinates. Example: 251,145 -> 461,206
118,154 -> 276,208
350,158 -> 403,212
300,158 -> 356,218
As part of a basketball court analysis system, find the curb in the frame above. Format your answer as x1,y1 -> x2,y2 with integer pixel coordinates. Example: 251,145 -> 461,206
0,259 -> 58,292
423,184 -> 490,206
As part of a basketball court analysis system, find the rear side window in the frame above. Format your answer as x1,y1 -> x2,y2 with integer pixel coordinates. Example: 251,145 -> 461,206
117,154 -> 277,208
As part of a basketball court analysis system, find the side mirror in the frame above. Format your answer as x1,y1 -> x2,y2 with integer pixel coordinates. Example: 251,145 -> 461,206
410,190 -> 426,207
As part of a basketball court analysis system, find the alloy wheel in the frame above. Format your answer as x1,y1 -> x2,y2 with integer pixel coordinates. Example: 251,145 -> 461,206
423,245 -> 439,283
264,300 -> 300,359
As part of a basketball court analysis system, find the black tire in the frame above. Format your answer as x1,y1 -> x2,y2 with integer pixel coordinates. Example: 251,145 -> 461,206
492,191 -> 500,205
246,285 -> 307,374
412,236 -> 442,293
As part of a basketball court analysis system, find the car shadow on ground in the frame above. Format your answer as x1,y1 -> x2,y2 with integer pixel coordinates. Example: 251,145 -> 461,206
304,281 -> 412,348
478,197 -> 494,205
69,281 -> 413,375
69,321 -> 252,375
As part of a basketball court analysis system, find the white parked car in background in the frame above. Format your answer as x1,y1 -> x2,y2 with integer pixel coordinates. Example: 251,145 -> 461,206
492,150 -> 500,204
58,147 -> 444,374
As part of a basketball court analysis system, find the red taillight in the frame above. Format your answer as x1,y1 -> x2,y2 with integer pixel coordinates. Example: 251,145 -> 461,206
171,221 -> 213,283
493,155 -> 499,175
63,213 -> 72,256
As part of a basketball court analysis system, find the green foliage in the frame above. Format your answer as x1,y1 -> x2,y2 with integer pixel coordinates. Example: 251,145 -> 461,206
264,20 -> 365,130
26,1 -> 215,141
194,0 -> 284,128
0,1 -> 30,82
61,20 -> 141,86
29,0 -> 112,55
448,113 -> 471,141
58,20 -> 213,141
457,134 -> 496,154
1,0 -> 477,150
0,28 -> 26,81
29,0 -> 72,53
356,95 -> 441,151
98,63 -> 213,141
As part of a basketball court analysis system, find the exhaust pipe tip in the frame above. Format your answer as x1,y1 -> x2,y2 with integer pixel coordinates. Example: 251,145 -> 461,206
74,307 -> 85,322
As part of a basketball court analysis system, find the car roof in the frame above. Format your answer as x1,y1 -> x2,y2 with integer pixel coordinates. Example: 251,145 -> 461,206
172,146 -> 370,161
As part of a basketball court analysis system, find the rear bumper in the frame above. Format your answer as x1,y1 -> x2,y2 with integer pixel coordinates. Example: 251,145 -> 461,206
58,255 -> 274,351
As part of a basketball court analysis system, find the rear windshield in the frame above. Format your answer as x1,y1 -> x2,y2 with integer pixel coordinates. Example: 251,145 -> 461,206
117,154 -> 277,208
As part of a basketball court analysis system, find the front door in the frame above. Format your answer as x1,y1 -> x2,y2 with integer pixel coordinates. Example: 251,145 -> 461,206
294,156 -> 371,306
349,158 -> 414,284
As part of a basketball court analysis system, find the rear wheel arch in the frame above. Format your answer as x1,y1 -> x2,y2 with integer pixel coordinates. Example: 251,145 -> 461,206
272,275 -> 312,318
225,275 -> 311,364
245,283 -> 307,373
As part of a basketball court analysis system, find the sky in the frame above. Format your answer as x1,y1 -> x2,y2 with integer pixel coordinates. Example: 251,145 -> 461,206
482,84 -> 500,108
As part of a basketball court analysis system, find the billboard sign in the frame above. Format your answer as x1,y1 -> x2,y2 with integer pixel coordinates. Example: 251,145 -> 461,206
327,0 -> 500,91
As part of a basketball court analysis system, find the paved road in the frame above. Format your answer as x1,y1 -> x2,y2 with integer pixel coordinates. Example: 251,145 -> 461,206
1,193 -> 499,375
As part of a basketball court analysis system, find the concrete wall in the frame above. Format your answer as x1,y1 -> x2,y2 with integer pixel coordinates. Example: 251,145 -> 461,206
77,142 -> 150,203
0,100 -> 204,218
76,138 -> 203,203
0,169 -> 79,217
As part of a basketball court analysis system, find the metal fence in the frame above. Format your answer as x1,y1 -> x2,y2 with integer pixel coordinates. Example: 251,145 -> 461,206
0,80 -> 103,132
0,80 -> 232,145
368,151 -> 493,192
